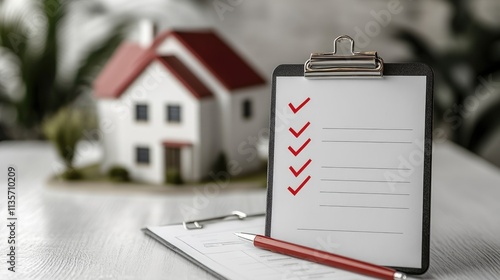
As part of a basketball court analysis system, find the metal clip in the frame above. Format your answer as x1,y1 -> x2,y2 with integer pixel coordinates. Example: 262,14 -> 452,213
183,211 -> 263,230
304,35 -> 384,78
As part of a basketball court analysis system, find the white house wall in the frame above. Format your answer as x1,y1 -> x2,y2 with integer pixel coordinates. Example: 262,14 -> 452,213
97,100 -> 120,173
227,85 -> 270,175
101,60 -> 206,184
180,146 -> 193,182
198,99 -> 221,179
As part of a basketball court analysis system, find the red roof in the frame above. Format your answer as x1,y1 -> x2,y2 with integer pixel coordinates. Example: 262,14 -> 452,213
157,30 -> 266,90
93,43 -> 154,99
94,30 -> 265,99
94,46 -> 212,100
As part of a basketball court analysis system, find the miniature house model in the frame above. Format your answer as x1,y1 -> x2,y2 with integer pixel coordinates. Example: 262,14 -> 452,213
94,26 -> 267,184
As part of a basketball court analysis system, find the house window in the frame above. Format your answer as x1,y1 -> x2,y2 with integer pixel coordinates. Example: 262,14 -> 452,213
136,147 -> 150,164
167,105 -> 181,123
135,104 -> 148,121
242,99 -> 252,119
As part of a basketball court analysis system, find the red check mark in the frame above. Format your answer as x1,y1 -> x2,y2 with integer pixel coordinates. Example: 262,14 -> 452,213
289,97 -> 311,114
289,159 -> 312,177
289,122 -> 311,138
288,138 -> 311,156
288,176 -> 311,196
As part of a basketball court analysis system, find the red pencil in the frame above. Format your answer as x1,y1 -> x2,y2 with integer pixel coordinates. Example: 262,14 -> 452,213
234,232 -> 406,280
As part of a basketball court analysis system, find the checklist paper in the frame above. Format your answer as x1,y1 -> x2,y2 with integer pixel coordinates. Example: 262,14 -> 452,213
145,216 -> 377,280
269,75 -> 427,269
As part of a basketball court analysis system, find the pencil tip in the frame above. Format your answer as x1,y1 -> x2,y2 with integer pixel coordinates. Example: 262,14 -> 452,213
394,272 -> 407,280
234,232 -> 256,242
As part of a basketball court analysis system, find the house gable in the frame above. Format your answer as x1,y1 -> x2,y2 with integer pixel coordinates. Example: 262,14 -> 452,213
156,56 -> 212,99
153,31 -> 266,91
94,29 -> 265,100
94,50 -> 213,100
93,43 -> 154,99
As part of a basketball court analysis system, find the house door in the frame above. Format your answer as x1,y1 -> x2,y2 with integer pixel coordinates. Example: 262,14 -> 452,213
166,147 -> 181,171
165,147 -> 182,184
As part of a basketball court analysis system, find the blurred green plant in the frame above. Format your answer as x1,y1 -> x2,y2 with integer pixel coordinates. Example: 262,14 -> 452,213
61,168 -> 83,181
108,165 -> 130,182
42,107 -> 85,171
395,0 -> 500,151
166,169 -> 184,185
212,153 -> 228,176
0,0 -> 126,139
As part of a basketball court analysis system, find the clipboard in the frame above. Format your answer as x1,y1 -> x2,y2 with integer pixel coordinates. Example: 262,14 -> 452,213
265,35 -> 432,274
143,211 -> 377,280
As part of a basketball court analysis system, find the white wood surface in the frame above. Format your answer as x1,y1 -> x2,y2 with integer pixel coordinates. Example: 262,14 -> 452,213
0,141 -> 500,279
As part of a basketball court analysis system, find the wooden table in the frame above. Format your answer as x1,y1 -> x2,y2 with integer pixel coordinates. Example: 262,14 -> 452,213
0,141 -> 499,279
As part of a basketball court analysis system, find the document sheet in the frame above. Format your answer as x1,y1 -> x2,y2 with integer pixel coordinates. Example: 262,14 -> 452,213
145,216 -> 376,280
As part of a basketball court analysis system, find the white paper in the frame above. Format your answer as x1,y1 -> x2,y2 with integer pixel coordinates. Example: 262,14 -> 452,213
271,76 -> 427,268
148,216 -> 377,280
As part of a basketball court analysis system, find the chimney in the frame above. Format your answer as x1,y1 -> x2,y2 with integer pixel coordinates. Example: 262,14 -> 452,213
138,19 -> 158,48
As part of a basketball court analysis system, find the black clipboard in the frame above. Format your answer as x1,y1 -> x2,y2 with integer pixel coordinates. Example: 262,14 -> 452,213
265,35 -> 433,275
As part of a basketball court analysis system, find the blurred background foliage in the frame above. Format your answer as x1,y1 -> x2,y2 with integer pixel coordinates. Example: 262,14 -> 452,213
42,106 -> 88,178
0,0 -> 126,140
395,0 -> 500,158
0,0 -> 499,167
